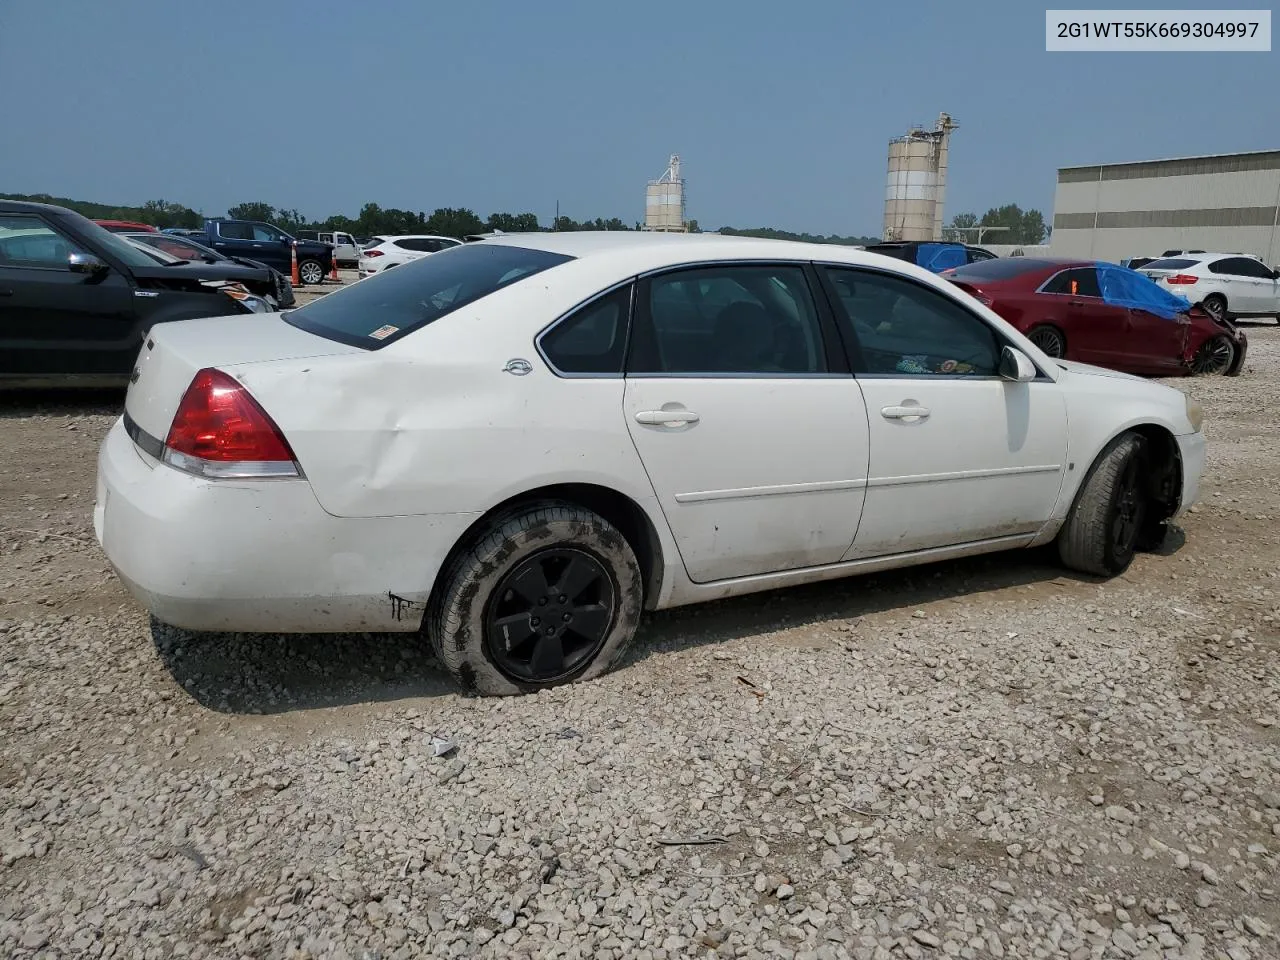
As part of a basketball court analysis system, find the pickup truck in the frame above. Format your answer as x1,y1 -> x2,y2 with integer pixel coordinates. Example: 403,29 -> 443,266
198,219 -> 333,285
0,200 -> 276,387
297,229 -> 359,267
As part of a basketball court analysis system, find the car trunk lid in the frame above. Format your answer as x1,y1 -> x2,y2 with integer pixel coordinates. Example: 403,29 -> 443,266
124,314 -> 364,447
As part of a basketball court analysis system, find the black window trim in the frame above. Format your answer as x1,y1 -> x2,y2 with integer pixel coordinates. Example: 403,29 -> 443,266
625,259 -> 852,380
813,261 -> 1055,383
534,279 -> 636,380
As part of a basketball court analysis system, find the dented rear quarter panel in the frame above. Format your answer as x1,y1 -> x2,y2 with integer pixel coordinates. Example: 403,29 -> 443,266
227,273 -> 664,524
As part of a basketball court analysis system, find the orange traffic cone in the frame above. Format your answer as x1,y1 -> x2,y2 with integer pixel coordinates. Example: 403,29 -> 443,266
329,246 -> 339,281
290,241 -> 301,286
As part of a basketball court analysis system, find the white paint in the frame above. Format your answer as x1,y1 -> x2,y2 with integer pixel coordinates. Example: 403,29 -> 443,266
96,231 -> 1206,635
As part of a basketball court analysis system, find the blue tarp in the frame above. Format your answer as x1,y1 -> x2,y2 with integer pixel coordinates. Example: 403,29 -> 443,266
1096,262 -> 1191,320
914,243 -> 969,273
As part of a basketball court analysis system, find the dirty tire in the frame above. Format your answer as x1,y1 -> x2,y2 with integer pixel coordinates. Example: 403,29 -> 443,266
1027,325 -> 1066,359
1200,294 -> 1227,323
298,259 -> 324,285
428,502 -> 643,696
1058,432 -> 1148,577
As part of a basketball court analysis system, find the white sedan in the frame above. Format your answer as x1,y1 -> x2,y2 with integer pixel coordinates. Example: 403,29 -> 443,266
95,233 -> 1206,695
357,234 -> 463,278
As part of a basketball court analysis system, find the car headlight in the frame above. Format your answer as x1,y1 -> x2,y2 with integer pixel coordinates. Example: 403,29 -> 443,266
219,284 -> 272,313
1186,396 -> 1203,433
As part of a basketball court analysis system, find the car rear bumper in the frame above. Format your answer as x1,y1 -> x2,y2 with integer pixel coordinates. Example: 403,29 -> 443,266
1172,430 -> 1206,519
94,418 -> 478,633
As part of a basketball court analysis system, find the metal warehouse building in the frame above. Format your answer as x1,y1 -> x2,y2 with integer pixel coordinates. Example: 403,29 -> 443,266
1050,149 -> 1280,265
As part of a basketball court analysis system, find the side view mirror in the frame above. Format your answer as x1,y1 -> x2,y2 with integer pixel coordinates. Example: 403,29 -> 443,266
999,345 -> 1038,382
68,252 -> 109,276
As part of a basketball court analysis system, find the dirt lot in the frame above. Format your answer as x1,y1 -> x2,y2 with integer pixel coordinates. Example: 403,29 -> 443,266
1,326 -> 1277,960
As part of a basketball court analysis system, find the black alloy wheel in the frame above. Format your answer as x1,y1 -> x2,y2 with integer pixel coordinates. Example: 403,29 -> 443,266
1028,326 -> 1065,358
1109,454 -> 1144,560
1191,335 -> 1234,375
483,547 -> 616,684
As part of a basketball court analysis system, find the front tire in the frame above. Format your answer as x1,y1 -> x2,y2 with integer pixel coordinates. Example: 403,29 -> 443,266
298,259 -> 324,285
1190,334 -> 1235,375
1058,433 -> 1148,577
428,503 -> 643,696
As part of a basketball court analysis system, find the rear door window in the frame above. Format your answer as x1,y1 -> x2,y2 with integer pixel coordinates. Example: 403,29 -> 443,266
284,243 -> 573,348
1042,268 -> 1101,297
217,222 -> 252,240
629,265 -> 827,375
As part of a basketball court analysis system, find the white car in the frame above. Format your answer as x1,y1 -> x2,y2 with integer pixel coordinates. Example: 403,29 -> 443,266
95,233 -> 1206,695
358,234 -> 462,278
1141,252 -> 1280,323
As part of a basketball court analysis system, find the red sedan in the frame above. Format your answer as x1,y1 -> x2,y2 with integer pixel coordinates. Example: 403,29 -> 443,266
944,258 -> 1246,376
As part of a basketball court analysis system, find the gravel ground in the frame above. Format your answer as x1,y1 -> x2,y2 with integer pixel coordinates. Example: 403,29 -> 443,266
1,326 -> 1278,960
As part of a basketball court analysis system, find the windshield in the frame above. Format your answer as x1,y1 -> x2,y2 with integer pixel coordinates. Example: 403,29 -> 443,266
285,242 -> 574,349
68,214 -> 172,269
123,237 -> 182,264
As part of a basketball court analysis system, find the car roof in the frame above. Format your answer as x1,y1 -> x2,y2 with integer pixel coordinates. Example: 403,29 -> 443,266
483,230 -> 861,258
378,234 -> 462,241
1151,251 -> 1260,260
0,199 -> 79,217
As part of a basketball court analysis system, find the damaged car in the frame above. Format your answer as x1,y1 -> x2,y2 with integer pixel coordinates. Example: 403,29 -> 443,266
0,200 -> 276,387
98,233 -> 1208,696
943,257 -> 1246,376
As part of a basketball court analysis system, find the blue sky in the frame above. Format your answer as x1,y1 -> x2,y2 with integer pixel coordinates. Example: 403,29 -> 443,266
0,1 -> 1274,235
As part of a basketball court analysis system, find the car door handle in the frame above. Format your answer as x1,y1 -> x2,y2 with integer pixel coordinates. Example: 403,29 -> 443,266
0,288 -> 12,297
635,409 -> 700,427
881,404 -> 931,421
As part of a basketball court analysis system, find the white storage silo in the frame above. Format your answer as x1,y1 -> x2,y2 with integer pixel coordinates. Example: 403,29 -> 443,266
643,155 -> 687,232
882,114 -> 957,242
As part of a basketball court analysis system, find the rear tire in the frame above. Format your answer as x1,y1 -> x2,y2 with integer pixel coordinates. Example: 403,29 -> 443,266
1058,432 -> 1148,577
1027,325 -> 1066,358
1200,294 -> 1227,322
298,259 -> 324,285
428,502 -> 644,696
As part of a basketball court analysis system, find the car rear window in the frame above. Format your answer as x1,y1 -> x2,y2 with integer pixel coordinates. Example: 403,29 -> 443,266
946,258 -> 1053,281
1143,258 -> 1198,270
284,243 -> 574,349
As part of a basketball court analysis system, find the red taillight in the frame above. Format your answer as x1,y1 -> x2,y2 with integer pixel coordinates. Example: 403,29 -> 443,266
163,368 -> 299,478
1165,274 -> 1199,284
364,249 -> 384,258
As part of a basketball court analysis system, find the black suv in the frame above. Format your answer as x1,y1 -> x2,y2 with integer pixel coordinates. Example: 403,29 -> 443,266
0,200 -> 275,387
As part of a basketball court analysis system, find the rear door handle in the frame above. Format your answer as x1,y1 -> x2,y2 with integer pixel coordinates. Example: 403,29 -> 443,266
0,288 -> 12,297
881,405 -> 930,421
635,409 -> 700,427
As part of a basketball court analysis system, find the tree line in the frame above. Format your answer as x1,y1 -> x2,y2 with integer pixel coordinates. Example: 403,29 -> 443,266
2,192 -> 1047,246
945,205 -> 1050,245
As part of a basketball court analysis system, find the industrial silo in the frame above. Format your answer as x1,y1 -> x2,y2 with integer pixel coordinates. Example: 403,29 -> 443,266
882,113 -> 957,242
643,155 -> 687,232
